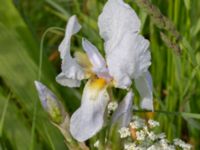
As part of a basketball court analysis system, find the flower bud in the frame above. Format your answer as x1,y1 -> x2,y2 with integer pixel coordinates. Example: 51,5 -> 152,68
34,81 -> 66,124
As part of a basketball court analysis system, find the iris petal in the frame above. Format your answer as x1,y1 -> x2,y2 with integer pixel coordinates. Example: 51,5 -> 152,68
82,38 -> 112,81
112,91 -> 133,127
98,0 -> 151,89
59,15 -> 81,59
135,71 -> 153,111
70,78 -> 109,141
82,38 -> 106,71
56,15 -> 86,87
98,0 -> 140,45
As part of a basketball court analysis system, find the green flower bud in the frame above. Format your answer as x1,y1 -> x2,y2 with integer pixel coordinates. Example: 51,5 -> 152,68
34,81 -> 65,124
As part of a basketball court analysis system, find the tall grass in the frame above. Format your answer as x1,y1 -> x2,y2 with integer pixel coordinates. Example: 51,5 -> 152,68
0,0 -> 200,149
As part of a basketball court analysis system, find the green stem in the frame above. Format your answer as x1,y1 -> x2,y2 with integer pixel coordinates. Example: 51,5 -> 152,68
0,93 -> 11,137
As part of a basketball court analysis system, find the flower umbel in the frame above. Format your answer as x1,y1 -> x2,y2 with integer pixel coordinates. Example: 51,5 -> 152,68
56,0 -> 153,141
148,119 -> 160,128
118,127 -> 131,138
107,101 -> 118,113
118,116 -> 192,150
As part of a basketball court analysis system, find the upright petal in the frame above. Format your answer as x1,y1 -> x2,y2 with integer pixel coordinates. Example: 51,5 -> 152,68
59,15 -> 81,59
56,72 -> 82,87
98,0 -> 140,45
82,38 -> 106,70
108,35 -> 151,88
82,38 -> 112,81
56,15 -> 85,87
98,0 -> 151,89
34,81 -> 65,124
70,78 -> 109,141
134,71 -> 153,111
112,91 -> 133,127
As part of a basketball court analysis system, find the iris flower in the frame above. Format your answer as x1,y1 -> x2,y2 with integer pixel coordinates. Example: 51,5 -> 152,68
56,0 -> 153,142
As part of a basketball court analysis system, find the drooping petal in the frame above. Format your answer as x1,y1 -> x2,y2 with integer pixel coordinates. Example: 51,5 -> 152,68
82,38 -> 112,81
70,78 -> 109,141
134,71 -> 153,111
112,91 -> 133,127
56,15 -> 85,87
56,72 -> 81,87
34,81 -> 65,124
98,0 -> 151,89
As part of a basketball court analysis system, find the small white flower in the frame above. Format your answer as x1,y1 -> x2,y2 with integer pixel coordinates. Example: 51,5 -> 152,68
124,143 -> 136,150
136,130 -> 146,141
143,125 -> 149,133
182,143 -> 192,150
147,145 -> 159,150
94,140 -> 99,148
148,119 -> 160,128
130,119 -> 145,129
159,139 -> 170,149
164,145 -> 176,150
107,101 -> 118,112
135,146 -> 146,150
148,131 -> 156,141
173,138 -> 182,145
159,139 -> 176,150
156,133 -> 166,139
173,139 -> 192,150
118,127 -> 131,138
148,142 -> 175,150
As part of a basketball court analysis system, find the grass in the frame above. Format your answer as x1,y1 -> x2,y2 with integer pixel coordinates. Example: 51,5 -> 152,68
0,0 -> 200,149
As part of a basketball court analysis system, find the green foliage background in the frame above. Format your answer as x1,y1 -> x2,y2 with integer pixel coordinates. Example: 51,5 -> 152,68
0,0 -> 200,149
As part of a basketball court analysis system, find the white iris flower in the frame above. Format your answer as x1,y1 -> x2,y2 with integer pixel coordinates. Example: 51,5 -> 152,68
56,0 -> 153,141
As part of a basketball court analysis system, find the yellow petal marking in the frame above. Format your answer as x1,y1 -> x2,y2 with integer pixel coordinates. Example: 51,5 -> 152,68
90,78 -> 107,90
86,77 -> 108,101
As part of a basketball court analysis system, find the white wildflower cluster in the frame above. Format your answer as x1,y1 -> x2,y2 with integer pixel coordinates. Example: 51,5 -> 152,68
173,139 -> 192,150
157,133 -> 166,139
130,117 -> 145,129
148,131 -> 157,141
107,101 -> 118,114
124,143 -> 137,150
148,119 -> 160,128
118,116 -> 192,150
159,139 -> 175,150
118,127 -> 131,138
136,130 -> 146,141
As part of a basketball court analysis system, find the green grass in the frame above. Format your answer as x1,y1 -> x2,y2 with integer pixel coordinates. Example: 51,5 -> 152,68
0,0 -> 200,149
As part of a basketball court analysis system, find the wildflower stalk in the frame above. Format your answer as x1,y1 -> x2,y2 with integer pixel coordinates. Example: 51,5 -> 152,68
160,32 -> 181,54
133,0 -> 182,55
